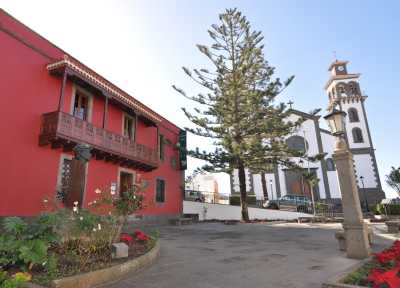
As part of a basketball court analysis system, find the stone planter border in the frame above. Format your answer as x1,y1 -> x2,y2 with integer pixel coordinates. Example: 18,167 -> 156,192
27,240 -> 160,288
322,257 -> 372,288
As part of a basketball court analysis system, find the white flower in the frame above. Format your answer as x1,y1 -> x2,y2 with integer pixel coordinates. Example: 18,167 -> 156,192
92,228 -> 97,232
133,195 -> 136,199
93,200 -> 97,204
73,206 -> 78,212
98,224 -> 102,230
110,190 -> 115,195
73,201 -> 78,206
95,189 -> 101,194
108,211 -> 112,216
79,217 -> 83,221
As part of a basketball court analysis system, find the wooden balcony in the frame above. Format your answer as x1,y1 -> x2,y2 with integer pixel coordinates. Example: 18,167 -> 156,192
39,111 -> 159,171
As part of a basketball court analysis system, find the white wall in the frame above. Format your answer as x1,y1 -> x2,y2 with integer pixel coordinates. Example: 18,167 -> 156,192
252,173 -> 276,200
183,201 -> 312,221
328,171 -> 341,198
354,154 -> 377,188
341,101 -> 371,149
232,168 -> 253,193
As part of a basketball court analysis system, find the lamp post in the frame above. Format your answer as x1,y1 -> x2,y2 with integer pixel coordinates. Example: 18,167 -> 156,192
360,176 -> 369,213
324,109 -> 370,259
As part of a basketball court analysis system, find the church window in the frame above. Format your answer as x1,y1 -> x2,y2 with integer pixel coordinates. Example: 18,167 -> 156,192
286,136 -> 308,153
349,82 -> 358,95
352,127 -> 364,143
348,108 -> 359,122
326,158 -> 335,171
338,85 -> 345,95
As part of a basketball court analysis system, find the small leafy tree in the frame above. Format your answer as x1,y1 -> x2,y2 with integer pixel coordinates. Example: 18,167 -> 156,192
387,167 -> 400,196
91,181 -> 148,243
173,8 -> 322,220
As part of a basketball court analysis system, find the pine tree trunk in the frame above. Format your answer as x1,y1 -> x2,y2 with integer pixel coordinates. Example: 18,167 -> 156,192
238,162 -> 250,222
261,171 -> 268,200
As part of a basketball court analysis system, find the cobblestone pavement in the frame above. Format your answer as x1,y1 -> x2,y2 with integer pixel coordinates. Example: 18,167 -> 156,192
103,222 -> 392,288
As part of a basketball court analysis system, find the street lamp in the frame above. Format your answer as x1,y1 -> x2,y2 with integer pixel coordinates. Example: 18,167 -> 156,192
360,176 -> 369,213
324,108 -> 370,259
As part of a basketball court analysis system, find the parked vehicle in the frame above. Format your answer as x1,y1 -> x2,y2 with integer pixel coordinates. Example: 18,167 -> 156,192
265,194 -> 312,213
185,190 -> 205,202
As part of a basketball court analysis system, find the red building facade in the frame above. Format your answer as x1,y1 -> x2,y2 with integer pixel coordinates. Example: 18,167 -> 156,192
0,9 -> 186,219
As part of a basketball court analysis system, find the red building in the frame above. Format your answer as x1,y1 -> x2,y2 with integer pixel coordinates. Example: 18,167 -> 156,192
0,9 -> 186,220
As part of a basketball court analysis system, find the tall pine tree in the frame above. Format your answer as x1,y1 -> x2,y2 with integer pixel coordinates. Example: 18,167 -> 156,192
174,8 -> 321,221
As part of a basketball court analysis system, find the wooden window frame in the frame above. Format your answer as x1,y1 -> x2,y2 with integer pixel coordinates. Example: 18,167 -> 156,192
122,113 -> 136,141
70,85 -> 93,122
117,167 -> 136,196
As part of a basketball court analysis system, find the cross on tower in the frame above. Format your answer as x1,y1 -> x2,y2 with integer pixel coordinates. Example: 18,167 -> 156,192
287,100 -> 294,109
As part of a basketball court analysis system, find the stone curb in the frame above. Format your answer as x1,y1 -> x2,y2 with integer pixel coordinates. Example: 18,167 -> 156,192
27,240 -> 160,288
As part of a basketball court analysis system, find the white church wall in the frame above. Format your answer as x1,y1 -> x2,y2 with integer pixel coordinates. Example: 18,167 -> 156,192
232,168 -> 253,193
321,131 -> 335,156
328,171 -> 341,198
252,173 -> 277,200
353,154 -> 377,188
278,168 -> 287,197
316,165 -> 326,199
286,115 -> 319,156
252,174 -> 263,200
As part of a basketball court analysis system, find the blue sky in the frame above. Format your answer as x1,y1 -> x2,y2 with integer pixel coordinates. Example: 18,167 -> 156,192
2,0 -> 399,196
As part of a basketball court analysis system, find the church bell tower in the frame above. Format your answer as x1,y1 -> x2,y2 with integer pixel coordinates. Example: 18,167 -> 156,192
324,60 -> 385,203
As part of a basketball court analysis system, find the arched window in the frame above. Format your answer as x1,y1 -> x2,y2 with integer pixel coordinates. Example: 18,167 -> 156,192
348,82 -> 358,95
348,108 -> 359,122
326,158 -> 336,171
337,85 -> 345,95
352,127 -> 364,143
286,135 -> 308,153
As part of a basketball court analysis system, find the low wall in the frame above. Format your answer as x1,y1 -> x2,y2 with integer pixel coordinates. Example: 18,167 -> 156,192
183,201 -> 312,221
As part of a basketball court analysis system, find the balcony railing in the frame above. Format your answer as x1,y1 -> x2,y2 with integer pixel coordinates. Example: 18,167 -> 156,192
39,111 -> 159,170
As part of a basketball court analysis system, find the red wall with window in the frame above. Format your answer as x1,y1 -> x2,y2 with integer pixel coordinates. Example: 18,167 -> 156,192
0,9 -> 184,217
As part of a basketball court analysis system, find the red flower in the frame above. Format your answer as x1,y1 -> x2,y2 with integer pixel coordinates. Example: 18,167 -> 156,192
367,267 -> 400,288
120,233 -> 134,245
134,230 -> 150,242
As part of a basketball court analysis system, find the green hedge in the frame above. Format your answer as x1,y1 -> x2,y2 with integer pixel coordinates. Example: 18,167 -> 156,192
229,195 -> 256,206
374,204 -> 400,215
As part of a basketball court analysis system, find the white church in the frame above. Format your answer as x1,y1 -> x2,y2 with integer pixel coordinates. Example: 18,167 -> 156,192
231,60 -> 385,204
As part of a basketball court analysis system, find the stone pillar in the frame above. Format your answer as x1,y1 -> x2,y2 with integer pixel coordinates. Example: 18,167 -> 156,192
333,148 -> 371,259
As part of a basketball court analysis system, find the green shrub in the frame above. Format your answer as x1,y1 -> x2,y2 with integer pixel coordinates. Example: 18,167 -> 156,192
373,204 -> 400,215
0,270 -> 29,288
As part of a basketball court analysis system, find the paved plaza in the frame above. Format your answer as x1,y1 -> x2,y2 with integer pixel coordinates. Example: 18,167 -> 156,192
104,222 -> 392,288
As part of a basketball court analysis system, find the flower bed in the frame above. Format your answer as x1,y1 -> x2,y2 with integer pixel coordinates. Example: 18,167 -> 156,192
0,181 -> 158,288
342,241 -> 400,287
